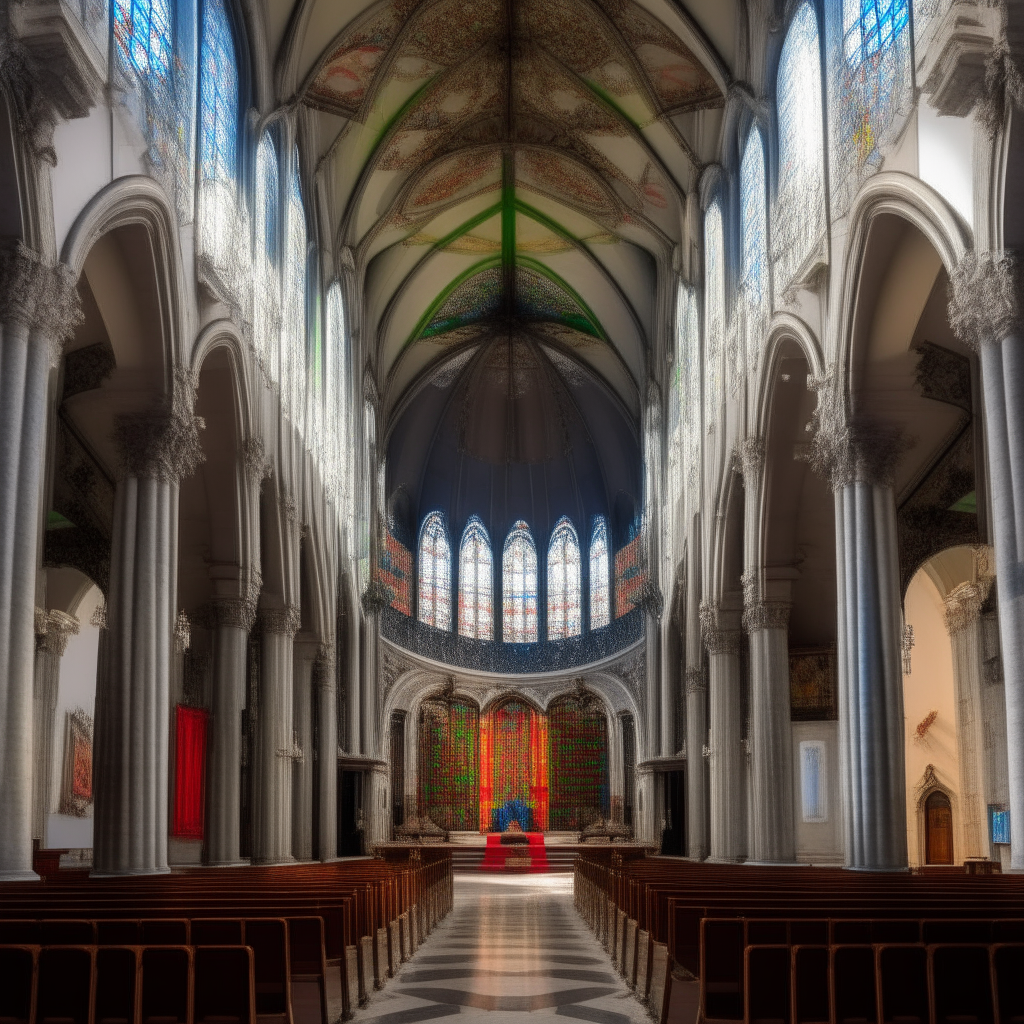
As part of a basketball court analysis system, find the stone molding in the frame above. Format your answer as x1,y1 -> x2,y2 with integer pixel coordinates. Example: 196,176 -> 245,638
742,600 -> 791,632
114,370 -> 206,482
0,243 -> 82,360
261,605 -> 301,636
684,666 -> 706,694
802,416 -> 910,491
699,601 -> 742,656
35,608 -> 80,656
948,250 -> 1024,349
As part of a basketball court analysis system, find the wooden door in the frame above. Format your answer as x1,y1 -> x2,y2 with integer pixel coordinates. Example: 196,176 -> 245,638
925,791 -> 954,865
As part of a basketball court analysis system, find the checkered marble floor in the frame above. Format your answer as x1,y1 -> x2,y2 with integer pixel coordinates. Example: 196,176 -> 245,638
350,873 -> 650,1024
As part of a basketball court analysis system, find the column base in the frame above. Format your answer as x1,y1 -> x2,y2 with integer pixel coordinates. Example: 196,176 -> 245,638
251,855 -> 297,867
704,856 -> 745,865
203,859 -> 250,868
844,864 -> 910,873
744,859 -> 799,867
0,869 -> 41,882
89,867 -> 172,878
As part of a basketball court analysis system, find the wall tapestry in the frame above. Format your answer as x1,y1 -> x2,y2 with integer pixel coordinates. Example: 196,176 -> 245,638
59,707 -> 93,817
789,647 -> 837,721
172,704 -> 208,839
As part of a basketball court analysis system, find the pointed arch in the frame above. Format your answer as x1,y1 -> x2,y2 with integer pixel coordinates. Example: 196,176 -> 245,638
547,517 -> 582,640
459,516 -> 493,640
418,512 -> 452,631
503,521 -> 538,643
589,516 -> 611,629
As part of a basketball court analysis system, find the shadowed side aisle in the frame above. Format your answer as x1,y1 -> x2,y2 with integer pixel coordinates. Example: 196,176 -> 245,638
350,873 -> 650,1024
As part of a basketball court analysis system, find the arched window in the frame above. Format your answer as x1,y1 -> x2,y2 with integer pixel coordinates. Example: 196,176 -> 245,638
740,126 -> 769,365
324,282 -> 348,508
847,0 -> 908,61
704,201 -> 724,426
283,158 -> 307,420
254,133 -> 280,379
459,517 -> 493,640
589,517 -> 610,629
199,0 -> 238,183
418,513 -> 451,630
677,284 -> 701,496
115,0 -> 172,79
503,522 -> 537,643
547,518 -> 582,640
774,3 -> 825,292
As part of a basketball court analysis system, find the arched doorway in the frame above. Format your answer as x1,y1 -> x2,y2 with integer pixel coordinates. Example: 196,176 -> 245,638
925,791 -> 954,865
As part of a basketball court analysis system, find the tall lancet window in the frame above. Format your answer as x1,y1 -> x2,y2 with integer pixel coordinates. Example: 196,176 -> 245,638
740,125 -> 769,370
418,513 -> 451,631
324,282 -> 347,508
254,133 -> 280,381
773,2 -> 825,292
704,202 -> 724,427
283,158 -> 307,423
115,0 -> 171,78
503,521 -> 538,643
459,517 -> 493,640
547,518 -> 582,640
589,517 -> 611,630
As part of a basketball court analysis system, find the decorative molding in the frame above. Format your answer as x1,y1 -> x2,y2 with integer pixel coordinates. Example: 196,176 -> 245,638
208,597 -> 257,632
800,413 -> 911,491
241,436 -> 271,481
684,667 -> 706,694
261,605 -> 301,636
918,3 -> 1000,118
36,608 -> 80,656
948,250 -> 1024,348
944,581 -> 987,636
380,645 -> 416,704
902,623 -> 915,675
742,600 -> 791,632
0,243 -> 83,360
699,601 -> 741,655
90,600 -> 107,629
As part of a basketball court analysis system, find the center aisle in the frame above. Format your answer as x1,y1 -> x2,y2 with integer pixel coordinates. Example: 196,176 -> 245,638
351,872 -> 650,1024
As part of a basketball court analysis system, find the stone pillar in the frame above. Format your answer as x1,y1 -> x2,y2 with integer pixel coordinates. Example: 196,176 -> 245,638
32,610 -> 80,845
0,246 -> 80,880
204,598 -> 252,866
315,642 -> 338,861
253,606 -> 300,864
812,419 -> 907,872
292,638 -> 317,862
701,602 -> 745,862
949,253 -> 1024,870
365,762 -> 390,850
635,764 -> 657,845
93,379 -> 204,876
944,581 -> 990,861
684,525 -> 707,860
743,600 -> 796,864
343,571 -> 361,755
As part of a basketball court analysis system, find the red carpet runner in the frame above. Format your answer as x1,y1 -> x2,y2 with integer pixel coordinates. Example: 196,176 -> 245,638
480,833 -> 550,872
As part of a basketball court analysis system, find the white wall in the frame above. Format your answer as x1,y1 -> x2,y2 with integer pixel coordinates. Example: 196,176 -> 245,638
791,721 -> 842,864
917,102 -> 975,227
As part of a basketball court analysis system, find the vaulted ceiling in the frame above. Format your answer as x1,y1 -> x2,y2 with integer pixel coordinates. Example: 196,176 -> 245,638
271,0 -> 733,415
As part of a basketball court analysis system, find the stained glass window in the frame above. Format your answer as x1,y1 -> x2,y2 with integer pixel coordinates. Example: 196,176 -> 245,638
547,517 -> 582,640
589,517 -> 610,629
677,283 -> 701,496
324,282 -> 349,512
420,698 -> 479,831
548,697 -> 609,830
418,513 -> 451,630
199,0 -> 237,183
614,534 -> 642,618
254,133 -> 279,380
283,159 -> 307,422
740,126 -> 769,369
704,202 -> 724,426
380,531 -> 412,616
773,3 -> 826,292
502,521 -> 538,643
459,517 -> 493,640
115,0 -> 171,78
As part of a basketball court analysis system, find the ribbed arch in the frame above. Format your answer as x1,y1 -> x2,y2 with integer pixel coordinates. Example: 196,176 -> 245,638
503,521 -> 538,643
459,517 -> 493,640
418,512 -> 452,630
547,517 -> 582,640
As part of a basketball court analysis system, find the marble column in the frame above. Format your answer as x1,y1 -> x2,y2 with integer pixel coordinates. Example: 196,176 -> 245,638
343,570 -> 362,755
32,610 -> 80,845
204,598 -> 252,866
823,425 -> 907,871
701,602 -> 745,862
743,600 -> 795,863
292,639 -> 317,861
93,380 -> 204,876
253,605 -> 300,864
944,581 -> 990,860
684,526 -> 707,860
315,642 -> 338,861
949,253 -> 1024,870
0,246 -> 80,880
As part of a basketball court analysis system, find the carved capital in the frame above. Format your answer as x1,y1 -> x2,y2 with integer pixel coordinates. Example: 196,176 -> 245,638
801,417 -> 911,490
944,582 -> 985,636
734,436 -> 765,482
742,600 -> 791,632
699,601 -> 742,656
261,605 -> 301,636
209,597 -> 257,632
241,436 -> 271,482
684,666 -> 706,694
35,608 -> 80,655
948,250 -> 1024,349
0,243 -> 82,360
362,578 -> 390,615
314,641 -> 336,688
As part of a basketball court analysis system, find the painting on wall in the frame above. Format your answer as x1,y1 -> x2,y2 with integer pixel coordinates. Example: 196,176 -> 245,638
59,708 -> 94,817
789,648 -> 837,721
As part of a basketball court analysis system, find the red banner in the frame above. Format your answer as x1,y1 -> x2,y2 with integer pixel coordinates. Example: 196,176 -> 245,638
173,705 -> 208,839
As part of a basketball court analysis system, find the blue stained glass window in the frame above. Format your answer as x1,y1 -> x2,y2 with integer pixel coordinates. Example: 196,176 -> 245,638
459,517 -> 493,640
704,202 -> 724,422
547,517 -> 582,640
115,0 -> 172,78
284,160 -> 307,411
589,517 -> 610,630
419,513 -> 452,631
740,127 -> 768,320
849,0 -> 909,63
256,133 -> 279,261
199,0 -> 238,182
503,521 -> 537,643
990,804 -> 1011,845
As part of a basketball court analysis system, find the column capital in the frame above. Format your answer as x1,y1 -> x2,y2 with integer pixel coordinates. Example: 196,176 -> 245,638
261,605 -> 301,636
241,435 -> 272,482
0,243 -> 82,361
948,250 -> 1024,349
943,581 -> 987,636
209,596 -> 257,632
699,601 -> 742,655
35,608 -> 80,655
113,370 -> 205,482
733,436 -> 765,482
684,667 -> 706,694
742,600 -> 791,632
802,417 -> 910,491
